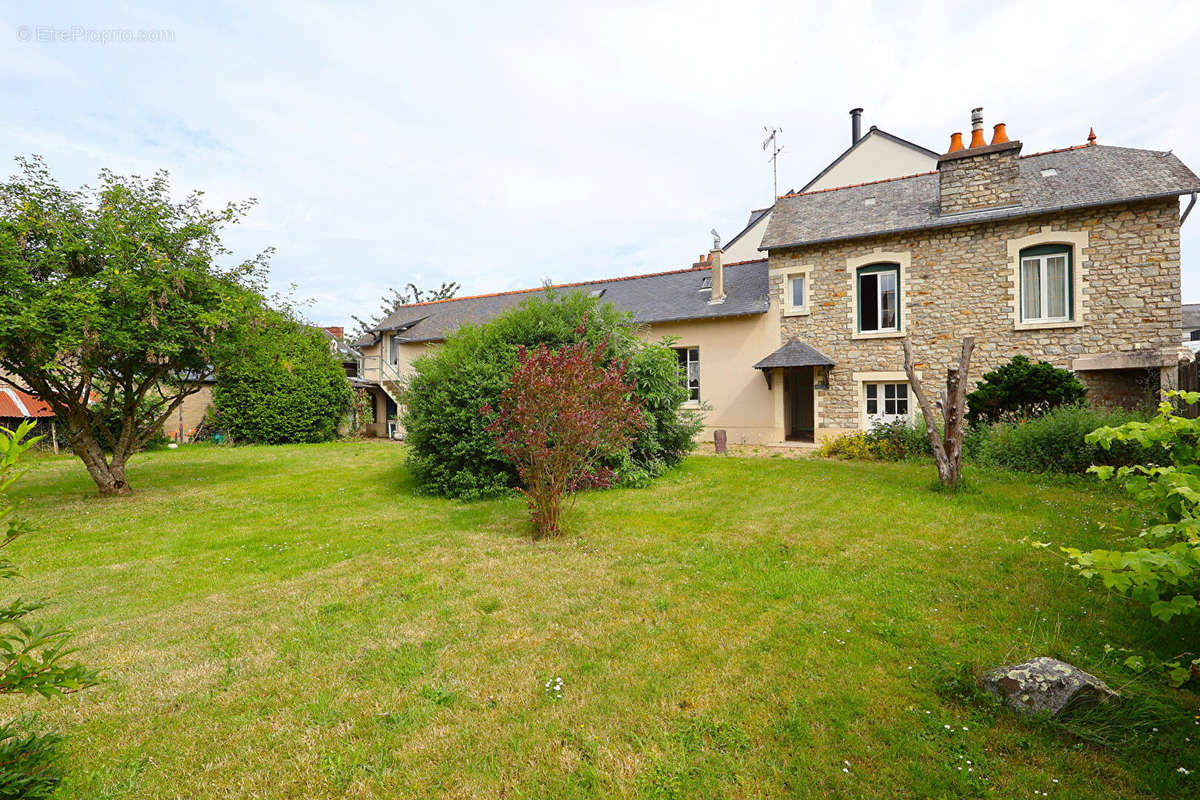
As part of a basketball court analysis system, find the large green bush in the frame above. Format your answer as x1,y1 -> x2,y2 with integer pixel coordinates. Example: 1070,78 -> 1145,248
966,403 -> 1159,473
966,355 -> 1087,425
403,292 -> 701,499
211,313 -> 352,444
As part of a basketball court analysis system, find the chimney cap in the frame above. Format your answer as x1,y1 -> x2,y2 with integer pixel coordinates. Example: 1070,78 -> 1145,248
849,107 -> 863,115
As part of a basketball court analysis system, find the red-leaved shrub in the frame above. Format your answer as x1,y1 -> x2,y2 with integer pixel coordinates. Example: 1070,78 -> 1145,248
485,335 -> 646,538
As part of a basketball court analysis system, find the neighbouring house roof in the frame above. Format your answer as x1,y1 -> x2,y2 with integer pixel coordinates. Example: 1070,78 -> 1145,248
315,327 -> 360,360
721,206 -> 774,252
1184,303 -> 1200,330
752,340 -> 836,370
761,144 -> 1200,251
368,259 -> 771,344
796,126 -> 940,194
0,386 -> 53,418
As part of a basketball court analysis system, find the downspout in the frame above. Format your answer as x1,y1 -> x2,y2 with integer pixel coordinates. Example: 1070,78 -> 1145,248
1182,191 -> 1197,225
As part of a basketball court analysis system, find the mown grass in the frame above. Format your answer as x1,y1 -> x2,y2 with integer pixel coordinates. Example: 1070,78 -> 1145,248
12,441 -> 1200,798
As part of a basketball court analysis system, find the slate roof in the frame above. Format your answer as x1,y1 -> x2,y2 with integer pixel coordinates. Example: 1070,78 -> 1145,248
367,260 -> 771,344
761,144 -> 1200,251
753,341 -> 836,370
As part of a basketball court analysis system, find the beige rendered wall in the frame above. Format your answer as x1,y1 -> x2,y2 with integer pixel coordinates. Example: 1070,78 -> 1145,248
805,133 -> 936,192
721,214 -> 772,264
642,310 -> 782,445
169,384 -> 213,442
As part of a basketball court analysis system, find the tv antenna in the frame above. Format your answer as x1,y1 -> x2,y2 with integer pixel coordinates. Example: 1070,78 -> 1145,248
763,126 -> 783,200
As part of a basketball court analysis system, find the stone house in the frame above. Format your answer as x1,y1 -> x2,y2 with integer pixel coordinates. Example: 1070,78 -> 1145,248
357,108 -> 1200,444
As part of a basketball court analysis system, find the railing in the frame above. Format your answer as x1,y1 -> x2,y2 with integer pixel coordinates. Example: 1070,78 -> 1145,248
359,354 -> 405,387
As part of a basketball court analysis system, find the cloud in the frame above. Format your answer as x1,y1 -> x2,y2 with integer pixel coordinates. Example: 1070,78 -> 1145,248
1,0 -> 1198,323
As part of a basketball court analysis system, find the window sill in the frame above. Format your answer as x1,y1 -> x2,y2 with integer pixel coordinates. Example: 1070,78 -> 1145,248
851,329 -> 905,340
1014,319 -> 1084,331
681,401 -> 702,409
782,307 -> 810,317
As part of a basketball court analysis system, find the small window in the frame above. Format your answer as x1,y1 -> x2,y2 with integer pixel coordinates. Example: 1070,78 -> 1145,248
857,264 -> 899,333
1019,245 -> 1072,324
789,275 -> 805,308
389,335 -> 401,364
865,382 -> 910,427
699,276 -> 712,290
589,288 -> 606,298
673,347 -> 700,403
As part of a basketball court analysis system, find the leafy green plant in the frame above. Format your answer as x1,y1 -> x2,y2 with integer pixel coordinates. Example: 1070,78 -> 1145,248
817,418 -> 931,462
211,312 -> 352,445
0,421 -> 101,798
1063,392 -> 1200,622
966,403 -> 1158,474
966,355 -> 1087,426
403,291 -> 697,499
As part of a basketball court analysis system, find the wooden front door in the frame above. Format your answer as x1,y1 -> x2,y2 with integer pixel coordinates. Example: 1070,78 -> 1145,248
784,367 -> 814,441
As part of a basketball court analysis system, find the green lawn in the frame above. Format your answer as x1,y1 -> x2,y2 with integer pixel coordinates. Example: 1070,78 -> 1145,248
12,442 -> 1199,798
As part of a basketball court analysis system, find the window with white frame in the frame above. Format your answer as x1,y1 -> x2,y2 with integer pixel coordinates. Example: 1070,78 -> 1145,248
786,273 -> 807,313
1019,245 -> 1072,323
857,264 -> 900,333
674,347 -> 700,403
864,382 -> 910,427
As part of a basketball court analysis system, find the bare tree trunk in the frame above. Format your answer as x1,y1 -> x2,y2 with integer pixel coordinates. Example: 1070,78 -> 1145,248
903,337 -> 974,487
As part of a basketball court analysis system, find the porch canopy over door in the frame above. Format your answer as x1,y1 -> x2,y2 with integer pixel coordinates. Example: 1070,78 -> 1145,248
752,340 -> 835,388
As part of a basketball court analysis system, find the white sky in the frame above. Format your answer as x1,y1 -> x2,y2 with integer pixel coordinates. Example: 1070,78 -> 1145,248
3,0 -> 1199,324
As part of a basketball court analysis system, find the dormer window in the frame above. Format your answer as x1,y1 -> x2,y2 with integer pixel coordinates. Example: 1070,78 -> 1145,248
589,288 -> 606,298
699,276 -> 712,291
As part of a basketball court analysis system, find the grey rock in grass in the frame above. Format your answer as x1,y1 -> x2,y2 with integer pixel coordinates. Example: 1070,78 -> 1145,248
981,657 -> 1118,718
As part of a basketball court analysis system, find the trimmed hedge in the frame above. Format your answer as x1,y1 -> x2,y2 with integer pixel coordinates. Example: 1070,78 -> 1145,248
211,314 -> 352,444
402,291 -> 702,499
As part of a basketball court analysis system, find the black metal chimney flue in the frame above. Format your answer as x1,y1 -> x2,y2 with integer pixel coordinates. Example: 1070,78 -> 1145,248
850,107 -> 863,145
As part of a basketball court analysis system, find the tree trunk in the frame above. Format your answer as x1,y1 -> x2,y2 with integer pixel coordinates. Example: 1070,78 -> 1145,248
903,337 -> 974,488
66,414 -> 132,496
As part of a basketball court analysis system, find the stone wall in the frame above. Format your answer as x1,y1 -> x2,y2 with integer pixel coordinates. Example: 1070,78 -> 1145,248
1078,368 -> 1160,410
768,197 -> 1182,434
937,142 -> 1022,214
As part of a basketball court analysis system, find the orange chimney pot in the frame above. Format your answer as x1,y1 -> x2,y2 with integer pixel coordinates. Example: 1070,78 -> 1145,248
969,128 -> 987,148
990,123 -> 1009,145
947,132 -> 965,153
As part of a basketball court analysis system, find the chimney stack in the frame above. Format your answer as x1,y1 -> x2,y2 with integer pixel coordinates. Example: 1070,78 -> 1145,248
850,107 -> 863,145
325,326 -> 344,340
937,107 -> 1022,215
708,248 -> 725,304
968,107 -> 986,148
